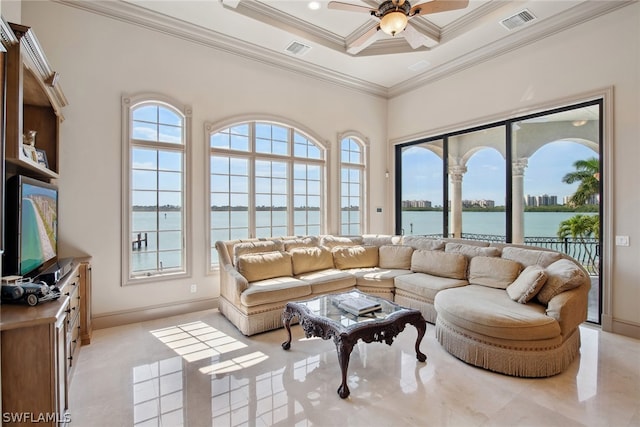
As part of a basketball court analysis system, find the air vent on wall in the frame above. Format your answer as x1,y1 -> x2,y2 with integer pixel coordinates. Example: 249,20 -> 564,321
285,41 -> 311,56
500,9 -> 536,31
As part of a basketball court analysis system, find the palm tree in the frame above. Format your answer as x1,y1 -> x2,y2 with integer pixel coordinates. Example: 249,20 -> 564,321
557,214 -> 598,273
558,157 -> 600,274
562,157 -> 599,206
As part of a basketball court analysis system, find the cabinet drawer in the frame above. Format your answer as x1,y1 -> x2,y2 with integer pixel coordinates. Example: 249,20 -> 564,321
67,282 -> 80,316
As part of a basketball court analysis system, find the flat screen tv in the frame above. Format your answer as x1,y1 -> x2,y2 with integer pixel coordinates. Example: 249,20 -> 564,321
3,175 -> 58,278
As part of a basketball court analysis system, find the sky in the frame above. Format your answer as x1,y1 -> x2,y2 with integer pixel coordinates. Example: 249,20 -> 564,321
401,141 -> 598,205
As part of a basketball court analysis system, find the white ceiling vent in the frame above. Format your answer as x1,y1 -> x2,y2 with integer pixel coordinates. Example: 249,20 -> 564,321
500,9 -> 536,31
285,41 -> 311,56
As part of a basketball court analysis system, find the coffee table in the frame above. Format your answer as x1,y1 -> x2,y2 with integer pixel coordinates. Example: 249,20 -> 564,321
281,290 -> 427,398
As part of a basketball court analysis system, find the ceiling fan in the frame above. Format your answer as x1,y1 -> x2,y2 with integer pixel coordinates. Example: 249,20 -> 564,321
328,0 -> 469,53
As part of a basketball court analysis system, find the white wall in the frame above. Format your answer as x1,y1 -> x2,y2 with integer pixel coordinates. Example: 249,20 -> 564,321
20,1 -> 388,317
0,0 -> 20,24
388,3 -> 640,335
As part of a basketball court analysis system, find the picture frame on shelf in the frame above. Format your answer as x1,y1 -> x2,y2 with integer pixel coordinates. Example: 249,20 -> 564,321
36,148 -> 49,168
22,144 -> 38,163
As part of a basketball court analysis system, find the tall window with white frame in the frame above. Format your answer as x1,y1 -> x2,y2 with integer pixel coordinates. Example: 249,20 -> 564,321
209,120 -> 325,267
340,136 -> 366,235
123,95 -> 191,283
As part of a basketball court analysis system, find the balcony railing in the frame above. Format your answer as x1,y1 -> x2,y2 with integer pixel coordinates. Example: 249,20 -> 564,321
421,233 -> 600,275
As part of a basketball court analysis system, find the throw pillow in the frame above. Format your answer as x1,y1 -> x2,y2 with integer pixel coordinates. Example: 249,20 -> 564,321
236,251 -> 292,282
289,246 -> 333,275
506,265 -> 548,303
362,235 -> 397,247
501,246 -> 562,268
445,242 -> 501,259
233,240 -> 284,264
332,245 -> 379,269
283,236 -> 319,251
410,250 -> 467,280
537,259 -> 586,304
320,235 -> 364,248
468,256 -> 522,289
402,235 -> 446,251
378,245 -> 414,269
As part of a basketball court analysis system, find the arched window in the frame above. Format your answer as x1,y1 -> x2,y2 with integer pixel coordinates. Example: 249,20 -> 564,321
340,134 -> 367,235
122,94 -> 191,284
208,119 -> 326,268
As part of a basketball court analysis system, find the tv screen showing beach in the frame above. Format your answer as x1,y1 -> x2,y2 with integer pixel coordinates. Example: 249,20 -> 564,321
20,182 -> 58,275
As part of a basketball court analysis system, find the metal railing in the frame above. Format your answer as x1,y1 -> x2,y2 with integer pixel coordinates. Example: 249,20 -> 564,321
418,233 -> 600,275
462,233 -> 600,275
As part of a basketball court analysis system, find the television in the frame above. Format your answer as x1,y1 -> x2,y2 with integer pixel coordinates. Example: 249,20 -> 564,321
3,175 -> 59,278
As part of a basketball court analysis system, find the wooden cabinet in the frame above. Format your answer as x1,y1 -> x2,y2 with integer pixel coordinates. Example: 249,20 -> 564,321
0,260 -> 90,426
4,22 -> 67,180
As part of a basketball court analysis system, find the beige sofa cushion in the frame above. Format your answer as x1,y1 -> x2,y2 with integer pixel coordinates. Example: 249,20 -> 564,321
234,240 -> 284,264
240,277 -> 311,307
320,235 -> 363,248
236,251 -> 292,282
402,236 -> 446,251
507,265 -> 548,303
296,269 -> 356,293
394,272 -> 468,302
435,285 -> 561,341
332,245 -> 379,270
411,250 -> 467,280
501,246 -> 562,268
378,245 -> 414,269
468,256 -> 522,289
445,242 -> 501,259
537,259 -> 586,304
289,246 -> 333,275
283,236 -> 319,251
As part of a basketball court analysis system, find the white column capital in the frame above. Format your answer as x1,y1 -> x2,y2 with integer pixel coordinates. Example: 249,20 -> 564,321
512,158 -> 528,176
449,165 -> 467,183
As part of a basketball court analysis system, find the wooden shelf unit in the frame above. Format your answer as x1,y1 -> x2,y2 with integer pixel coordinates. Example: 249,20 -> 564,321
5,22 -> 67,181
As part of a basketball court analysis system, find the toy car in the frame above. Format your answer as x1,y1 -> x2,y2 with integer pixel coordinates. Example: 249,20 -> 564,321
1,277 -> 61,306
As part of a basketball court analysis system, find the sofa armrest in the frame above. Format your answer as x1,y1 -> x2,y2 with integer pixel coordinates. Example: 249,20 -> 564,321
216,240 -> 249,306
545,278 -> 590,337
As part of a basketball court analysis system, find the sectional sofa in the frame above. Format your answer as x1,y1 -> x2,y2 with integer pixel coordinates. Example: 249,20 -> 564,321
215,235 -> 590,377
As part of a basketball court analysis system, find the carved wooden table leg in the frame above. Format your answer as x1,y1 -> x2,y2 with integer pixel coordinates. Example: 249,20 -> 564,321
334,334 -> 355,399
411,317 -> 427,362
281,308 -> 295,350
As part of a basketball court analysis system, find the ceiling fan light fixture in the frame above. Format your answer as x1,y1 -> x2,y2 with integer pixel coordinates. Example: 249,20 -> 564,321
380,11 -> 408,36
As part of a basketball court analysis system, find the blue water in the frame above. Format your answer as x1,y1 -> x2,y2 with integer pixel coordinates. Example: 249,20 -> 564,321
400,211 -> 596,237
132,210 -> 596,269
21,199 -> 44,275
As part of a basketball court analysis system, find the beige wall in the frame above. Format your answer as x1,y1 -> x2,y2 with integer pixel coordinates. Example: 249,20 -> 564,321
388,3 -> 640,337
19,1 -> 388,318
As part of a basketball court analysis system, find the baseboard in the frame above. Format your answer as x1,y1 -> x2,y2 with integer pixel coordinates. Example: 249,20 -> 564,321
601,314 -> 640,340
93,297 -> 219,330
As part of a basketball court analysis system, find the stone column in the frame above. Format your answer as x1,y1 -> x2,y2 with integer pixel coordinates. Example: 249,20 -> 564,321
449,165 -> 466,238
512,158 -> 528,243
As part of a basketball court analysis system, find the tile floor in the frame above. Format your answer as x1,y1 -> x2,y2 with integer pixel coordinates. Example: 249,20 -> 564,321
69,309 -> 640,427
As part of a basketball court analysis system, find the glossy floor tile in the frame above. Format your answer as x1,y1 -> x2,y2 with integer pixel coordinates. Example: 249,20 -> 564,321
69,310 -> 640,427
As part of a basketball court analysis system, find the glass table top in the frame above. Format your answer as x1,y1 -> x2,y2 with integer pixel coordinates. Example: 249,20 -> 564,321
290,290 -> 411,328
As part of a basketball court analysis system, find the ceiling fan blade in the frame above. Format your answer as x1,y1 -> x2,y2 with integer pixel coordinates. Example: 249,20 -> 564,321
346,24 -> 381,55
402,23 -> 428,49
328,1 -> 376,13
410,0 -> 469,16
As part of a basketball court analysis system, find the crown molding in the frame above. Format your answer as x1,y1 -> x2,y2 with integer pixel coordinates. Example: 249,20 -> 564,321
0,15 -> 19,50
54,0 -> 633,100
388,0 -> 635,98
54,0 -> 389,98
222,0 -> 344,50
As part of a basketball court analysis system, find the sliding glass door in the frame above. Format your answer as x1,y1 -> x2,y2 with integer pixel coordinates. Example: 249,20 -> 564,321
396,100 -> 602,324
